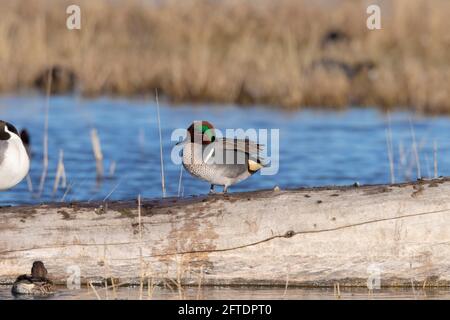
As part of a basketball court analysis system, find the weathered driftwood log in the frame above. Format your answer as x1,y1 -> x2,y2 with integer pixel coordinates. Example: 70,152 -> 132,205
2,178 -> 450,287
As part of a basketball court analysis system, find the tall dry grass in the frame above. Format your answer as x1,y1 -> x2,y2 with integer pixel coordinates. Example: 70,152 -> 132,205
0,0 -> 449,112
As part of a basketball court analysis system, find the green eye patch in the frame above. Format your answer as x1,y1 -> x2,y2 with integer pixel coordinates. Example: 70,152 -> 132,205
195,124 -> 215,140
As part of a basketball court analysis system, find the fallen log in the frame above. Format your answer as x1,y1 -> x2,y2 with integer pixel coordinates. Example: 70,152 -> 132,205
2,178 -> 450,287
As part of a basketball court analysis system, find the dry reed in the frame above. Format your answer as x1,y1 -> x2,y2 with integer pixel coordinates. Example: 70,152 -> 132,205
177,165 -> 183,197
89,281 -> 102,300
90,128 -> 104,179
52,149 -> 67,194
155,89 -> 166,197
433,141 -> 438,178
409,120 -> 421,179
137,194 -> 144,300
26,174 -> 33,193
37,70 -> 51,197
385,120 -> 395,183
109,160 -> 116,177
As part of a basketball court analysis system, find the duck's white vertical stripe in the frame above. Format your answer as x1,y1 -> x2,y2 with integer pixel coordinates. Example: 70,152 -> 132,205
204,147 -> 214,163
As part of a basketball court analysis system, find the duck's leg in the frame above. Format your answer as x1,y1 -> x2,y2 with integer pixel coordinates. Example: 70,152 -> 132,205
223,185 -> 229,193
209,184 -> 216,194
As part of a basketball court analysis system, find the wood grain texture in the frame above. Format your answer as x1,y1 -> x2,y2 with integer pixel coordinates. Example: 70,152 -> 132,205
1,178 -> 450,287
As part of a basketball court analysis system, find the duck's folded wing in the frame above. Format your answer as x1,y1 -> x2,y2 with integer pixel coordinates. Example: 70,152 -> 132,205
215,138 -> 264,155
215,138 -> 266,168
15,274 -> 32,282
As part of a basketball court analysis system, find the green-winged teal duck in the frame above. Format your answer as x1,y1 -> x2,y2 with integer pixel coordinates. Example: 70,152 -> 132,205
12,261 -> 53,295
177,121 -> 265,193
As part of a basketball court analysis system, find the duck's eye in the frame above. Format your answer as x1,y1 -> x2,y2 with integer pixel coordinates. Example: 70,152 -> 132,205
203,129 -> 214,141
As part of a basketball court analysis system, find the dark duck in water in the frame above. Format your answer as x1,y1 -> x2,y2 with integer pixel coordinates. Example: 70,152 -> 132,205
11,261 -> 53,295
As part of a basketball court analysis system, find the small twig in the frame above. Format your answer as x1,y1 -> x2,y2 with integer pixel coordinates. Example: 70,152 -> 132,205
109,160 -> 116,177
139,248 -> 144,300
111,278 -> 117,300
425,155 -> 431,179
104,259 -> 117,300
163,278 -> 174,291
60,181 -> 74,202
52,149 -> 66,195
38,70 -> 52,197
385,128 -> 395,184
26,175 -> 33,193
398,140 -> 406,180
433,140 -> 438,178
177,165 -> 184,197
138,194 -> 144,300
385,113 -> 395,183
155,89 -> 166,197
409,119 -> 421,179
89,282 -> 101,300
411,278 -> 416,298
90,128 -> 104,180
334,282 -> 341,299
104,279 -> 109,300
147,277 -> 156,300
102,181 -> 122,202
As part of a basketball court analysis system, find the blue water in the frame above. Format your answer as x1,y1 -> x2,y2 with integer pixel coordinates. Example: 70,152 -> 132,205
1,95 -> 450,205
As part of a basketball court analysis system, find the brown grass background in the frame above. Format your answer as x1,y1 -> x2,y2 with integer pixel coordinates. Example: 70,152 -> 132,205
0,0 -> 449,112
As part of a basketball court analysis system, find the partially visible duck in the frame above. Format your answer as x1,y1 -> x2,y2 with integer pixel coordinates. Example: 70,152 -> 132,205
177,121 -> 265,193
19,129 -> 31,157
12,261 -> 53,295
0,120 -> 30,190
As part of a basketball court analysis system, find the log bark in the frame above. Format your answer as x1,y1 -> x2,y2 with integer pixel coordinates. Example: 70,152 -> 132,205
2,178 -> 450,287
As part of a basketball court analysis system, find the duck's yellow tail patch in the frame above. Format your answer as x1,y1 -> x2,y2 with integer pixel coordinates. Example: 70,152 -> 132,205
248,159 -> 263,172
